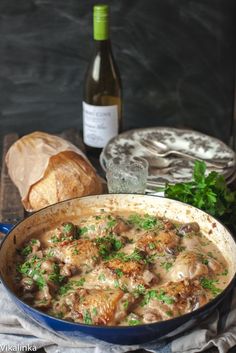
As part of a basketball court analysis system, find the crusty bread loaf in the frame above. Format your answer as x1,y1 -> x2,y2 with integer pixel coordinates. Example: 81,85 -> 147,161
5,131 -> 103,211
28,151 -> 103,210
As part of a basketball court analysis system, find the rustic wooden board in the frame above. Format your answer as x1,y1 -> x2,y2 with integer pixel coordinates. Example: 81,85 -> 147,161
0,133 -> 24,224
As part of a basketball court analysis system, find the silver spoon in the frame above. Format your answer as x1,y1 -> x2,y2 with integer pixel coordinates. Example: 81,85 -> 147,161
140,139 -> 233,169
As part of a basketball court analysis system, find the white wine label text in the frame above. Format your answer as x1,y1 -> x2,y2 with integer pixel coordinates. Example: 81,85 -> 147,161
83,102 -> 118,148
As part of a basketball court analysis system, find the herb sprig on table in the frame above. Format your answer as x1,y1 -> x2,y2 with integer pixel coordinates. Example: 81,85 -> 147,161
163,160 -> 236,230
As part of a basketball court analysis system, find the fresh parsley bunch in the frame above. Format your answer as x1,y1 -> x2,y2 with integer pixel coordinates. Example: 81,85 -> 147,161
164,160 -> 236,230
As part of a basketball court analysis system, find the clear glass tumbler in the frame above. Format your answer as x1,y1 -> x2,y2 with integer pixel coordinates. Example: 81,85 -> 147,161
106,157 -> 149,194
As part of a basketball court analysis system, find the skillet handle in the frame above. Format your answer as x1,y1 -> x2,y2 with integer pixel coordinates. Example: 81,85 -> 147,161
0,223 -> 14,235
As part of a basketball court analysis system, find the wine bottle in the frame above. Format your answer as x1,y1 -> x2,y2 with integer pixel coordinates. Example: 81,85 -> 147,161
83,4 -> 122,155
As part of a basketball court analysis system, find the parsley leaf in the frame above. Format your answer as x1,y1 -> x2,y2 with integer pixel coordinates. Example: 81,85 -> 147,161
17,256 -> 46,289
200,277 -> 221,297
160,262 -> 173,271
83,310 -> 92,324
128,319 -> 141,326
59,278 -> 85,295
164,160 -> 236,231
142,289 -> 175,306
21,245 -> 32,256
128,214 -> 163,230
63,223 -> 74,234
95,234 -> 123,259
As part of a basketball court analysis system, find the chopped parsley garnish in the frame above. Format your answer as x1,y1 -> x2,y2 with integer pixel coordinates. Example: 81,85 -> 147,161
114,269 -> 123,277
98,273 -> 106,281
92,307 -> 98,316
125,250 -> 143,262
176,245 -> 186,252
114,279 -> 120,288
73,248 -> 79,255
197,253 -> 209,266
17,256 -> 46,289
207,252 -> 215,259
128,214 -> 162,230
98,244 -> 109,258
59,278 -> 85,295
59,282 -> 73,295
63,223 -> 74,234
108,249 -> 143,263
134,284 -> 146,296
123,300 -> 129,309
112,238 -> 123,251
120,284 -> 128,292
95,234 -> 123,259
108,249 -> 155,265
21,239 -> 39,256
128,319 -> 141,326
21,245 -> 32,256
220,269 -> 228,276
48,264 -> 65,285
75,278 -> 86,286
83,310 -> 92,324
142,290 -> 175,306
166,310 -> 173,317
78,227 -> 88,235
145,253 -> 157,264
50,235 -> 60,243
200,277 -> 222,297
35,276 -> 46,289
45,249 -> 54,258
19,258 -> 65,289
148,242 -> 156,250
106,216 -> 117,229
160,262 -> 173,271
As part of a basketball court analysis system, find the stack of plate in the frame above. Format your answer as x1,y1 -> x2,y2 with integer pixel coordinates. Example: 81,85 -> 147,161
100,127 -> 236,192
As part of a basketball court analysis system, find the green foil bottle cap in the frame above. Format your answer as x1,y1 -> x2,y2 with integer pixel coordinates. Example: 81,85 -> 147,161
93,4 -> 109,40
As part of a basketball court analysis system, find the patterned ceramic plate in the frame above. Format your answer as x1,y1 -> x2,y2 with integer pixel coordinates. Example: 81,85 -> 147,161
100,127 -> 236,187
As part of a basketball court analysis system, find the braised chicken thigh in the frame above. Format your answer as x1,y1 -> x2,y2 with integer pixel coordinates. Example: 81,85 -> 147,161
135,280 -> 207,323
51,239 -> 99,274
53,288 -> 135,325
169,251 -> 222,281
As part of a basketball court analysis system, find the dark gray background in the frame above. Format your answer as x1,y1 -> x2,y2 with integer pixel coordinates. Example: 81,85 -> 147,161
0,0 -> 235,152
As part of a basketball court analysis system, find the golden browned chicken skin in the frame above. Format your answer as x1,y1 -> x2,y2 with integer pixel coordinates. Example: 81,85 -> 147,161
51,239 -> 100,274
137,230 -> 180,254
53,288 -> 135,325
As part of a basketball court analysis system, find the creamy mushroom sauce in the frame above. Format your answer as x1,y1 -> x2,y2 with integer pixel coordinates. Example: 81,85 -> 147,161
14,212 -> 229,326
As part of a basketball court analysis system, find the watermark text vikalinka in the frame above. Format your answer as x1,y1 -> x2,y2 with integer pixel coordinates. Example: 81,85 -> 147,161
0,344 -> 37,352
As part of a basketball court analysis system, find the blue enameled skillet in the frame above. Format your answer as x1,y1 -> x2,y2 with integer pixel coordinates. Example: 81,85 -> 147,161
0,194 -> 235,345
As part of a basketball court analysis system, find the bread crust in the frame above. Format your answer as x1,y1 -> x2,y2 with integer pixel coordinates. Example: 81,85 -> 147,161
28,151 -> 103,210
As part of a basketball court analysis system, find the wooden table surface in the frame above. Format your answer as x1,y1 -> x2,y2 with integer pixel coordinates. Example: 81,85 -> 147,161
0,129 -> 235,353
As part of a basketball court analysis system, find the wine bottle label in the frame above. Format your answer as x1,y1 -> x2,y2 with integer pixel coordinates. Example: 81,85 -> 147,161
83,102 -> 118,148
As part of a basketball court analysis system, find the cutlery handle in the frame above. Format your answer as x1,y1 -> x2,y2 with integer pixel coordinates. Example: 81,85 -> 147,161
141,139 -> 234,169
168,150 -> 227,169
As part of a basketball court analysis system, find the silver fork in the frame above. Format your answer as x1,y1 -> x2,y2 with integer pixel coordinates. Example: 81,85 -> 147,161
140,139 -> 234,169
